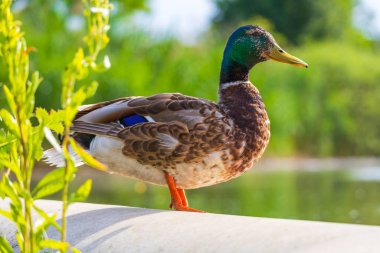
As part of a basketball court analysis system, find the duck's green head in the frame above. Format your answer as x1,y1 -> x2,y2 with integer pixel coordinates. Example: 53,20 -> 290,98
220,25 -> 308,83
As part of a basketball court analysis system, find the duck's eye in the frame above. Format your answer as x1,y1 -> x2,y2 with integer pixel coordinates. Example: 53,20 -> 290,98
278,49 -> 284,53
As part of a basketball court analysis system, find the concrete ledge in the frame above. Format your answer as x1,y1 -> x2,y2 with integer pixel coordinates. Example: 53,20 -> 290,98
1,199 -> 380,253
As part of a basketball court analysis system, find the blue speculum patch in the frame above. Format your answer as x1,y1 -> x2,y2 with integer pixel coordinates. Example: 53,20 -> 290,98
120,114 -> 148,127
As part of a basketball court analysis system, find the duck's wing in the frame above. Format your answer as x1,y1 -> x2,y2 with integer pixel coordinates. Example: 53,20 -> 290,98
75,93 -> 220,128
118,121 -> 191,167
74,96 -> 140,123
72,93 -> 234,167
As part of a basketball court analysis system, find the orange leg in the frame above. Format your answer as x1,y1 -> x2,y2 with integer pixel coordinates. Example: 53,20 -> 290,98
177,188 -> 188,207
165,172 -> 204,213
169,188 -> 188,209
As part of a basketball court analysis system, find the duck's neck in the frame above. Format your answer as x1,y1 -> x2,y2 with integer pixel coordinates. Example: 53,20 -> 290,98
219,58 -> 250,84
218,49 -> 269,136
219,44 -> 261,84
218,81 -> 268,133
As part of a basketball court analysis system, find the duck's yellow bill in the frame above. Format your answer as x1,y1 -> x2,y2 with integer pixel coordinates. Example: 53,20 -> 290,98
265,43 -> 308,68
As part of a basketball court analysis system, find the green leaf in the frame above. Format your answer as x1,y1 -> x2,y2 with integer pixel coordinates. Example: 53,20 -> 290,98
3,85 -> 16,116
35,108 -> 64,134
9,203 -> 26,233
0,130 -> 16,149
32,203 -> 62,233
40,239 -> 69,251
32,168 -> 65,199
0,176 -> 21,208
82,81 -> 98,98
0,209 -> 13,222
0,109 -> 19,138
2,143 -> 23,183
35,107 -> 48,121
0,149 -> 11,168
71,246 -> 82,253
65,156 -> 78,183
24,71 -> 42,118
33,215 -> 60,243
69,138 -> 107,171
31,126 -> 44,161
0,236 -> 13,253
0,140 -> 15,149
69,179 -> 92,203
71,48 -> 88,80
26,71 -> 42,103
48,111 -> 65,134
15,234 -> 23,253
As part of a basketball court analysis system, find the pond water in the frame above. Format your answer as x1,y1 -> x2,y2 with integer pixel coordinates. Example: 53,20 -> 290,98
36,163 -> 380,226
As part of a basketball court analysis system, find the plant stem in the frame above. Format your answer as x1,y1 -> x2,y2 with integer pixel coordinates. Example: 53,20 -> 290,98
57,2 -> 111,251
60,60 -> 76,250
14,51 -> 33,253
60,128 -> 71,244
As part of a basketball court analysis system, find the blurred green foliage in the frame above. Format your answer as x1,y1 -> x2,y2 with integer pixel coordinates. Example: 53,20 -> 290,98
213,0 -> 354,44
1,0 -> 379,157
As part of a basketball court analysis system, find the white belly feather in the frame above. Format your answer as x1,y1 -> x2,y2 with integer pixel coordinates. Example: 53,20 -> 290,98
89,136 -> 230,189
89,136 -> 167,186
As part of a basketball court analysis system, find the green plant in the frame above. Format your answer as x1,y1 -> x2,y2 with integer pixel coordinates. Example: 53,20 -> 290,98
0,0 -> 111,252
59,0 -> 111,244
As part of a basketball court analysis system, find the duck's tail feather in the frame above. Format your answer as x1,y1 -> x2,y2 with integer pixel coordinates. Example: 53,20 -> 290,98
42,146 -> 84,168
72,120 -> 122,137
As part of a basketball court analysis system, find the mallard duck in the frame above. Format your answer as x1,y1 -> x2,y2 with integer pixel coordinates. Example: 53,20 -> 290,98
44,25 -> 307,212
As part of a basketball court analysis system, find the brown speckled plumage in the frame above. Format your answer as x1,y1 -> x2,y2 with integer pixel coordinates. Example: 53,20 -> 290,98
219,82 -> 270,171
71,82 -> 270,189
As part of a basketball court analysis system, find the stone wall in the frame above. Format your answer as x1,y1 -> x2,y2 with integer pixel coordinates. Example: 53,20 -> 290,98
1,199 -> 380,253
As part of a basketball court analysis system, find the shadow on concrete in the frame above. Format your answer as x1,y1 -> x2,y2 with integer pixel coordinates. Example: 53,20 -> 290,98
84,225 -> 132,251
47,207 -> 164,246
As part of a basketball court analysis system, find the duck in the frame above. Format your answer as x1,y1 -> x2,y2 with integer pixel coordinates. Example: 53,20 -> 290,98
44,25 -> 308,212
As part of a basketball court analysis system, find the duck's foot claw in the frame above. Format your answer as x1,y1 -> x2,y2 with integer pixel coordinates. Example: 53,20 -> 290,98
173,205 -> 205,213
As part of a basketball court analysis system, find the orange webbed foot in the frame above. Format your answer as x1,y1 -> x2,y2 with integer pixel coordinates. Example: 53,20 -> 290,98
173,205 -> 205,213
165,172 -> 206,213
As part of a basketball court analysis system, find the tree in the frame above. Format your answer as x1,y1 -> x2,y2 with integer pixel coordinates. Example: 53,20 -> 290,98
213,0 -> 354,44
